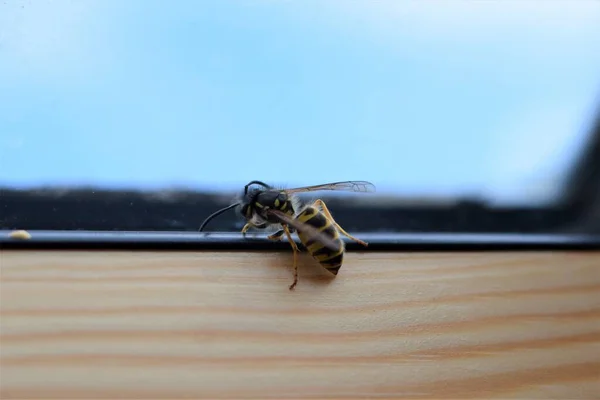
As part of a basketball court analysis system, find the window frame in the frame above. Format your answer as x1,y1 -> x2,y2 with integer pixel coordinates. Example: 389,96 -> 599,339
2,111 -> 599,251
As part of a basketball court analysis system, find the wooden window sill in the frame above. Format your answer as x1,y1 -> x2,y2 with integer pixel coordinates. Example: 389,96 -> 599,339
1,249 -> 599,398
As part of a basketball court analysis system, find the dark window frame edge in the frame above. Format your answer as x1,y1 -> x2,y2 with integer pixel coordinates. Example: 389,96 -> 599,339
2,231 -> 599,251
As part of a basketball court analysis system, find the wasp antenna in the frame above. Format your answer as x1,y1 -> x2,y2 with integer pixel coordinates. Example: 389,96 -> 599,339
244,180 -> 272,194
198,202 -> 240,232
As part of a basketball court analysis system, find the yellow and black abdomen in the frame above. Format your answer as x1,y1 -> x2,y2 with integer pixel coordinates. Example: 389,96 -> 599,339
296,206 -> 345,275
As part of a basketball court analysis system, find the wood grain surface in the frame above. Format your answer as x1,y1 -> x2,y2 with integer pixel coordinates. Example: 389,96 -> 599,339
1,250 -> 599,399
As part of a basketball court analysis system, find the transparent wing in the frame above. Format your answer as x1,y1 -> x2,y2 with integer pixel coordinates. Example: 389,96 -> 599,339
266,209 -> 339,251
282,180 -> 375,194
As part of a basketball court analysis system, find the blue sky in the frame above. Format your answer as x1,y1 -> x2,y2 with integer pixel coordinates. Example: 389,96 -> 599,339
1,0 -> 599,205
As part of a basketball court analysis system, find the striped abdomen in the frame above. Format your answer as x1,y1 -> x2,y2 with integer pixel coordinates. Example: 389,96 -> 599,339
295,206 -> 344,275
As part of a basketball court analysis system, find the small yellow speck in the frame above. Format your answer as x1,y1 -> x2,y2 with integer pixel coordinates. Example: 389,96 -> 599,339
9,230 -> 31,240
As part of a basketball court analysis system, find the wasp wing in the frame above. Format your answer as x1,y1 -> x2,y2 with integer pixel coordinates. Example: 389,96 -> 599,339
282,180 -> 375,194
266,209 -> 339,251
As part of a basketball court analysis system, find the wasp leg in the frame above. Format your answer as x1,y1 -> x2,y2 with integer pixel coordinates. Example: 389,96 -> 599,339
267,229 -> 285,241
241,223 -> 252,235
312,199 -> 368,247
282,224 -> 300,290
241,222 -> 263,237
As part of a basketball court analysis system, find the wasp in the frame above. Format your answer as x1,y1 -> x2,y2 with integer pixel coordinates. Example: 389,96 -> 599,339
198,180 -> 376,290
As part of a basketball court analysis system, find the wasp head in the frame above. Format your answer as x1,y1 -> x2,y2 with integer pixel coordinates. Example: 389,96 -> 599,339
198,180 -> 284,232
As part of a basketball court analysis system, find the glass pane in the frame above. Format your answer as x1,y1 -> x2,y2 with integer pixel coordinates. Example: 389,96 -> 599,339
1,0 -> 599,236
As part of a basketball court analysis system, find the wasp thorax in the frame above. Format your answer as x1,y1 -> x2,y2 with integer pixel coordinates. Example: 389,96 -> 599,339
255,191 -> 285,208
